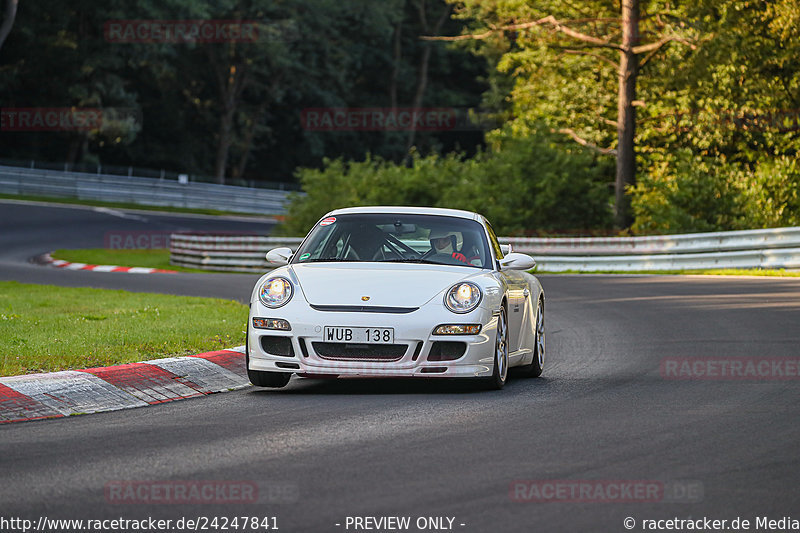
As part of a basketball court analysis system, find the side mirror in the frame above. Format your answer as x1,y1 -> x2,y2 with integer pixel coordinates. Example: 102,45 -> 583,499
500,252 -> 536,271
266,247 -> 293,266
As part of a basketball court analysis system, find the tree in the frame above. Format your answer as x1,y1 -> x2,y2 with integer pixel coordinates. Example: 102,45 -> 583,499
0,0 -> 488,184
404,0 -> 452,156
630,0 -> 800,233
0,0 -> 142,164
430,0 -> 698,228
175,0 -> 405,184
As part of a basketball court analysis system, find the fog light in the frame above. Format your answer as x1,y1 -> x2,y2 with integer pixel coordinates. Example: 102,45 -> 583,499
253,317 -> 291,331
433,324 -> 481,335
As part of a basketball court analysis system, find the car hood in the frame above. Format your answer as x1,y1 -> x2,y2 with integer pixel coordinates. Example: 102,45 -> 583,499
291,262 -> 478,308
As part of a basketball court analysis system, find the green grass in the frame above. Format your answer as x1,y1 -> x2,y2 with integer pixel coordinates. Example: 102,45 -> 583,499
0,193 -> 273,218
52,248 -> 215,273
534,268 -> 800,277
0,281 -> 248,376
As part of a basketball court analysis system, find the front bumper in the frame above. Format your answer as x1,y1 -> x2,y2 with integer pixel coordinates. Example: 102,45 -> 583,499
247,304 -> 498,378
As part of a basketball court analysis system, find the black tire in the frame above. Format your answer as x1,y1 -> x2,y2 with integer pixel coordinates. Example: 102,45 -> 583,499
248,369 -> 291,388
245,331 -> 292,388
518,298 -> 545,378
484,305 -> 509,390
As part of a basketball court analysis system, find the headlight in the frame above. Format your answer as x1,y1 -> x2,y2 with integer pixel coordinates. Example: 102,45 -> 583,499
444,282 -> 482,314
259,277 -> 293,308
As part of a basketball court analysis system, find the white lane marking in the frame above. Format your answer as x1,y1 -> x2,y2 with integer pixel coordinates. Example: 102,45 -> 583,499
93,207 -> 149,222
127,267 -> 158,273
91,265 -> 120,272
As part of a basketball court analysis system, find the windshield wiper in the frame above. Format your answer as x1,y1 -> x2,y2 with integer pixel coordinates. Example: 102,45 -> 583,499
302,257 -> 356,263
380,258 -> 482,268
379,258 -> 443,265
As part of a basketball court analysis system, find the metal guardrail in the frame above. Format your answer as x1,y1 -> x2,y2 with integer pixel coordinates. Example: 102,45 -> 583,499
171,235 -> 304,272
170,228 -> 800,272
0,165 -> 293,215
535,248 -> 800,272
505,227 -> 800,256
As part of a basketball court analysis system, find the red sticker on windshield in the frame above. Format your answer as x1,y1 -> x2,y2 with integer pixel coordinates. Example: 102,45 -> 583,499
319,217 -> 336,226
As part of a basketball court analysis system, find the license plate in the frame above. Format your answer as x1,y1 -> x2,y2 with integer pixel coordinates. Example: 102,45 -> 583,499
323,326 -> 394,344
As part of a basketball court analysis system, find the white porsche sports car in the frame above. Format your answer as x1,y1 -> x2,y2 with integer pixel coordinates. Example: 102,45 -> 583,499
246,206 -> 545,389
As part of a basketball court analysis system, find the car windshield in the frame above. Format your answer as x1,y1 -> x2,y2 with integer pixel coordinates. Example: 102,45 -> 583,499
292,213 -> 492,269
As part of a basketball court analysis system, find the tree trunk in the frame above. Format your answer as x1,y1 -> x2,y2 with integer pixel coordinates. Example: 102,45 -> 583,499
214,102 -> 235,184
0,0 -> 18,52
66,133 -> 88,166
209,50 -> 248,185
615,0 -> 639,229
233,104 -> 265,179
390,17 -> 403,110
405,1 -> 450,158
405,44 -> 432,156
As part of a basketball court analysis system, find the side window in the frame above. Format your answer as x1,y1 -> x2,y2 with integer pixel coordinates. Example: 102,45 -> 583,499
485,222 -> 504,260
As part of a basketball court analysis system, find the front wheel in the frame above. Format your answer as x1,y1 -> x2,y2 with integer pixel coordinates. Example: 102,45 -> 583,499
248,369 -> 291,388
519,299 -> 545,378
246,331 -> 291,388
484,306 -> 509,390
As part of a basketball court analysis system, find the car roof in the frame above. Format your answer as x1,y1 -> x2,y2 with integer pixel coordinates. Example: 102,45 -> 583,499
326,206 -> 482,222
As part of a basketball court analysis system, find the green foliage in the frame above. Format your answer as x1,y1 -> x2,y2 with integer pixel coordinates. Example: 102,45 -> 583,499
278,129 -> 613,236
638,0 -> 800,163
3,0 -> 799,233
631,150 -> 742,233
441,133 -> 613,234
452,0 -> 800,233
277,153 -> 461,236
632,0 -> 800,233
739,156 -> 800,228
632,152 -> 800,233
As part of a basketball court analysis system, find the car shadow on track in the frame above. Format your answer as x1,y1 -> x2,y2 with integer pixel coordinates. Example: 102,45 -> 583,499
247,374 -> 554,396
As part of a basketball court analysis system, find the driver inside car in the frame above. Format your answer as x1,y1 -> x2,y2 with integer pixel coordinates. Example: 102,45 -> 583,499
429,229 -> 468,264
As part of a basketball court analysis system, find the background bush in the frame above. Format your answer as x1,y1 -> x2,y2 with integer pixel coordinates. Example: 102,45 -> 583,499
632,152 -> 800,234
278,131 -> 614,236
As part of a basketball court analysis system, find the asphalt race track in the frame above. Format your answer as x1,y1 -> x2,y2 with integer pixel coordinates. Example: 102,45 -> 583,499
0,200 -> 272,301
1,200 -> 799,532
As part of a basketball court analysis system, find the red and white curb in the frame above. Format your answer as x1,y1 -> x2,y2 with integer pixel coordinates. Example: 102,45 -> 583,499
39,252 -> 178,274
0,347 -> 248,424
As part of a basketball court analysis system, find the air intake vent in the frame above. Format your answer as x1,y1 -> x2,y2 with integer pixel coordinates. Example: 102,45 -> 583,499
310,305 -> 418,314
312,342 -> 407,361
260,335 -> 295,357
427,341 -> 466,362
